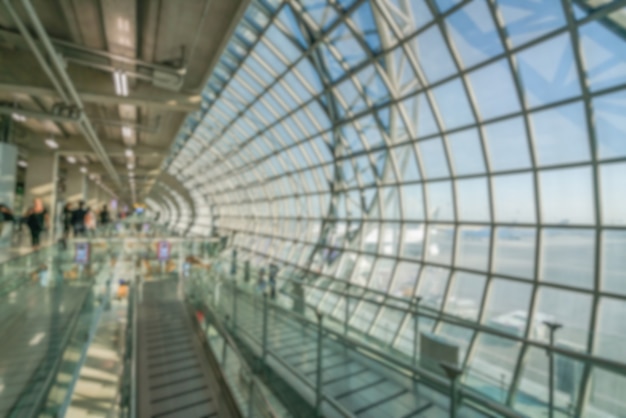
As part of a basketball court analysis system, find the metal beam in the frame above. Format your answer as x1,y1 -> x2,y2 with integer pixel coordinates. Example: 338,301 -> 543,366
0,82 -> 200,112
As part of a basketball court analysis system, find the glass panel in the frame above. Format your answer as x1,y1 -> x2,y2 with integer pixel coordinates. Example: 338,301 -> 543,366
446,128 -> 486,175
416,266 -> 451,310
539,167 -> 595,225
483,279 -> 532,337
535,287 -> 592,349
516,33 -> 581,107
456,177 -> 490,222
400,184 -> 425,220
514,346 -> 549,415
455,226 -> 491,272
492,173 -> 536,224
465,333 -> 521,403
579,20 -> 626,92
426,181 -> 454,221
431,78 -> 475,130
418,138 -> 449,179
530,102 -> 590,166
540,228 -> 595,289
437,323 -> 474,363
350,254 -> 375,287
492,227 -> 536,280
369,307 -> 404,342
389,261 -> 420,298
600,162 -> 626,225
401,223 -> 425,260
585,368 -> 626,418
424,223 -> 454,265
595,297 -> 626,364
446,0 -> 503,68
412,26 -> 457,83
444,272 -> 486,321
592,90 -> 626,160
497,0 -> 566,47
368,258 -> 395,292
483,116 -> 532,171
467,59 -> 520,119
601,230 -> 626,295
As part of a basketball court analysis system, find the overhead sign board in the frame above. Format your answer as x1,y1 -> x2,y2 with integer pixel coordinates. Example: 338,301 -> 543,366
157,240 -> 171,261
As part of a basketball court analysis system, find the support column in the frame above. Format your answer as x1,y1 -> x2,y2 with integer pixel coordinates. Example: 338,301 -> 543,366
24,153 -> 56,210
0,142 -> 17,248
81,172 -> 88,202
63,165 -> 84,204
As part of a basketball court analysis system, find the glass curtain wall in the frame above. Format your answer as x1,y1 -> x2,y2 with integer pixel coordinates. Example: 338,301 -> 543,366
161,0 -> 626,416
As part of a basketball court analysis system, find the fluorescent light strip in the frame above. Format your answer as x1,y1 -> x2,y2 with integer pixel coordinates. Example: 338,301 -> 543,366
113,71 -> 122,96
120,72 -> 128,96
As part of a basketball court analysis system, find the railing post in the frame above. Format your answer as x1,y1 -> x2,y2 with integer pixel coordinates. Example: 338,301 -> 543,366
344,282 -> 350,337
412,296 -> 422,373
232,280 -> 238,333
247,377 -> 255,418
315,310 -> 324,416
261,293 -> 269,373
440,362 -> 463,418
544,321 -> 562,418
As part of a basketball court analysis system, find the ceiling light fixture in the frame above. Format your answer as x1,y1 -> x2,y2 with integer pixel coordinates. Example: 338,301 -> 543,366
113,70 -> 128,97
12,113 -> 26,122
66,156 -> 76,164
125,148 -> 134,158
18,160 -> 28,168
80,166 -> 87,174
127,163 -> 134,170
45,138 -> 59,149
122,126 -> 133,138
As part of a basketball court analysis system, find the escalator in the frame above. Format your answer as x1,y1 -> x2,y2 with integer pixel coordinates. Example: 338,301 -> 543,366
136,279 -> 232,418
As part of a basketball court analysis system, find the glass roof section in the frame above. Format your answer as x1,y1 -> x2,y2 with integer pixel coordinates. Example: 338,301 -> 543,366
157,0 -> 626,416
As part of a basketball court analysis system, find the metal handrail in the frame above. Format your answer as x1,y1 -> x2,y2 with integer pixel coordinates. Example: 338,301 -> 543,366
208,281 -> 354,418
223,282 -> 519,418
193,289 -> 281,418
212,256 -> 626,375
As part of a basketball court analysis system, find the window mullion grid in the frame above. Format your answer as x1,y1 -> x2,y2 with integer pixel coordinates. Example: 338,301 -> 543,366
560,0 -> 607,415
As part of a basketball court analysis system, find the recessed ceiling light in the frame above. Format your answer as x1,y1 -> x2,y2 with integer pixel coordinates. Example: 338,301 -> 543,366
45,138 -> 59,149
66,156 -> 76,164
18,160 -> 28,168
127,163 -> 134,170
80,166 -> 87,174
125,148 -> 134,157
12,113 -> 26,122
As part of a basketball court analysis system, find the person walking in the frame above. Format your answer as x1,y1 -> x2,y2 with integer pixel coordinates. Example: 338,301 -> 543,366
25,198 -> 48,249
59,202 -> 73,249
0,203 -> 15,236
99,204 -> 110,225
71,201 -> 89,237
